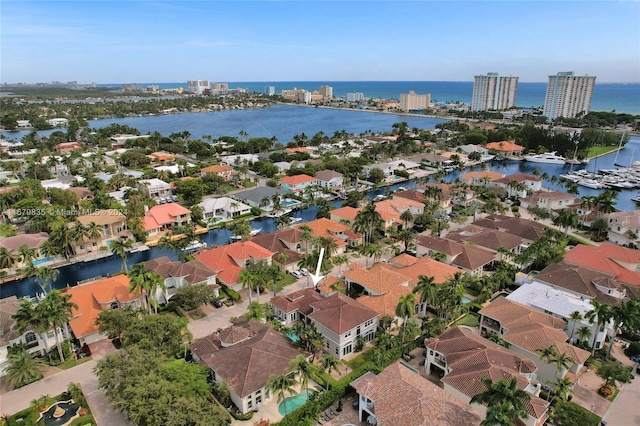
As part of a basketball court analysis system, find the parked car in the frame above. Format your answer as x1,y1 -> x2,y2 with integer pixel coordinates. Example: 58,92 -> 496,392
630,354 -> 640,363
291,270 -> 302,279
212,299 -> 223,308
171,195 -> 178,202
299,268 -> 309,276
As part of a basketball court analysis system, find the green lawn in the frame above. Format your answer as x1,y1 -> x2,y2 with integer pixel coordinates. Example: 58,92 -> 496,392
455,314 -> 480,327
59,356 -> 92,370
587,146 -> 620,158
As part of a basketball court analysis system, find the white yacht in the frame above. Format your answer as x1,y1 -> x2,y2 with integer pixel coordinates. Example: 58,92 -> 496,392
523,151 -> 566,164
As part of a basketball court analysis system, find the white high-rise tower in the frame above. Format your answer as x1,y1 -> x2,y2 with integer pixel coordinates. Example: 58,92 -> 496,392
471,73 -> 519,111
543,72 -> 596,121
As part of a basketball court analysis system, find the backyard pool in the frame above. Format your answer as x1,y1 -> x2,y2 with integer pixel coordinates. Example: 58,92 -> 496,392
461,296 -> 473,304
285,330 -> 299,342
281,199 -> 300,208
278,389 -> 316,415
33,257 -> 55,266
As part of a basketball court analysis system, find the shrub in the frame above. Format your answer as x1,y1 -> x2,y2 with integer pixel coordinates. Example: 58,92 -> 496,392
625,341 -> 640,356
222,286 -> 241,302
250,206 -> 261,216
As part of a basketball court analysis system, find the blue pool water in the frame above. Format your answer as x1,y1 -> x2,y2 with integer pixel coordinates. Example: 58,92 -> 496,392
278,389 -> 315,415
32,257 -> 55,266
461,296 -> 472,304
281,199 -> 300,207
285,330 -> 299,342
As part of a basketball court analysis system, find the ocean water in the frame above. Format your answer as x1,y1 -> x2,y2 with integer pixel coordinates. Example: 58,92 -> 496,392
101,81 -> 640,114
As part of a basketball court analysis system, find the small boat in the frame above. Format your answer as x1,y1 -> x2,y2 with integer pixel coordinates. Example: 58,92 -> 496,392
523,151 -> 566,164
266,209 -> 293,218
290,217 -> 303,224
183,241 -> 207,252
230,228 -> 261,240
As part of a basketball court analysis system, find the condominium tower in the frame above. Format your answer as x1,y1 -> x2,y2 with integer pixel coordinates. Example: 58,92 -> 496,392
543,72 -> 596,120
187,80 -> 209,95
399,91 -> 431,111
471,73 -> 519,111
319,85 -> 333,101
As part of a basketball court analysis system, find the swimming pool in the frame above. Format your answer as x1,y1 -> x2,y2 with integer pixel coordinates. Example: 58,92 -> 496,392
32,257 -> 55,266
281,199 -> 300,208
285,330 -> 299,342
461,296 -> 473,304
278,389 -> 316,415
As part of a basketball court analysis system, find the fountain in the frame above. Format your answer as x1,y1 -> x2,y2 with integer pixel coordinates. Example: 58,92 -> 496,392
37,400 -> 80,426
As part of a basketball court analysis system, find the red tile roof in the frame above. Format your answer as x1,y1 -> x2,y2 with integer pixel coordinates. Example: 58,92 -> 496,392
351,361 -> 481,426
143,203 -> 191,231
308,293 -> 378,335
194,241 -> 273,286
486,141 -> 525,152
564,244 -> 640,286
280,174 -> 317,185
63,275 -> 140,339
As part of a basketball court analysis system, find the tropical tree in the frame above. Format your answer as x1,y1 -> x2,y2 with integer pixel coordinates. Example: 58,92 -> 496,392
395,293 -> 416,342
584,301 -> 613,354
4,347 -> 47,389
568,311 -> 583,343
333,254 -> 349,275
110,237 -> 134,272
0,247 -> 16,272
289,354 -> 313,395
35,266 -> 59,294
551,377 -> 574,403
17,244 -> 37,265
470,377 -> 531,426
413,275 -> 437,314
354,203 -> 383,244
398,228 -> 416,253
41,290 -> 78,363
576,326 -> 592,346
12,299 -> 51,354
595,361 -> 632,396
319,354 -> 340,385
607,300 -> 640,357
266,373 -> 297,416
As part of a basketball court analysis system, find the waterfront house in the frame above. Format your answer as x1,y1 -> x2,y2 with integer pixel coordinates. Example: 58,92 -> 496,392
190,319 -> 308,414
460,170 -> 505,186
137,178 -> 173,200
279,174 -> 319,192
351,360 -> 481,426
200,164 -> 235,181
485,141 -> 525,156
233,186 -> 287,210
143,203 -> 192,236
315,169 -> 344,189
220,154 -> 259,166
491,173 -> 543,198
197,197 -> 251,223
563,243 -> 640,287
0,296 -> 61,377
251,229 -> 304,273
478,297 -> 590,386
446,227 -> 526,263
424,326 -> 548,426
143,256 -> 219,303
604,210 -> 640,247
54,142 -> 81,154
472,214 -> 547,244
0,232 -> 50,269
75,210 -> 128,256
64,275 -> 144,346
194,241 -> 273,289
521,190 -> 577,211
109,133 -> 151,149
295,218 -> 362,253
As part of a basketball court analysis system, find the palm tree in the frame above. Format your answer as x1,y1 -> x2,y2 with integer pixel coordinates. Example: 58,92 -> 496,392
35,266 -> 59,294
85,221 -> 103,243
128,263 -> 153,313
4,348 -> 47,389
552,377 -> 574,402
576,326 -> 592,346
238,268 -> 256,304
400,209 -> 414,229
17,244 -> 36,265
333,255 -> 349,275
398,228 -> 416,253
110,237 -> 133,272
40,290 -> 78,363
395,293 -> 416,342
413,275 -> 437,314
470,377 -> 531,426
266,373 -> 297,415
354,203 -> 382,244
584,300 -> 613,354
320,354 -> 340,384
12,299 -> 51,354
289,354 -> 313,395
607,300 -> 640,357
0,247 -> 16,272
568,311 -> 583,343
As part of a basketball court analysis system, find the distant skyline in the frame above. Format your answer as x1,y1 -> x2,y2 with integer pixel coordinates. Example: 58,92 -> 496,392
2,1 -> 639,84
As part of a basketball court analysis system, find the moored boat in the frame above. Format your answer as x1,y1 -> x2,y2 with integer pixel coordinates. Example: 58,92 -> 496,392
523,151 -> 567,164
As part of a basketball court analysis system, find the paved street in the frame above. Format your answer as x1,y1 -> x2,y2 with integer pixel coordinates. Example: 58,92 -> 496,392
603,345 -> 640,425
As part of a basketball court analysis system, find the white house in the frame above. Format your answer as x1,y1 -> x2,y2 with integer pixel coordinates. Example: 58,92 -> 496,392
197,197 -> 251,223
315,169 -> 344,189
137,178 -> 173,199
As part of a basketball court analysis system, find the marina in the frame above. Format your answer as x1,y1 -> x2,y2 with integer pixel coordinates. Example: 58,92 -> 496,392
523,151 -> 567,165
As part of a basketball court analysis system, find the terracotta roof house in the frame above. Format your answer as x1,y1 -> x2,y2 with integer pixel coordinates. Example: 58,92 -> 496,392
479,297 -> 590,386
460,171 -> 505,186
63,275 -> 144,346
564,243 -> 640,287
446,227 -> 525,262
54,142 -> 81,154
190,319 -> 308,414
251,229 -> 304,273
330,206 -> 360,224
295,218 -> 362,252
605,210 -> 640,246
491,173 -> 543,198
485,141 -> 525,154
280,174 -> 319,192
284,147 -> 311,154
147,151 -> 176,162
424,326 -> 548,426
415,235 -> 495,277
473,214 -> 546,243
0,232 -> 50,268
351,360 -> 481,426
143,256 -> 219,303
74,210 -> 128,256
200,164 -> 235,181
306,292 -> 378,359
315,169 -> 344,189
521,190 -> 577,211
270,287 -> 325,325
143,203 -> 192,235
392,189 -> 425,204
0,296 -> 61,377
66,187 -> 93,200
508,278 -> 616,349
194,241 -> 273,289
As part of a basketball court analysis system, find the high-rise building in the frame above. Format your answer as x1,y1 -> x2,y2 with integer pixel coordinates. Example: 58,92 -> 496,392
471,73 -> 519,111
346,92 -> 365,102
319,85 -> 333,101
543,72 -> 596,120
399,91 -> 430,111
265,86 -> 275,96
210,82 -> 229,95
187,80 -> 210,95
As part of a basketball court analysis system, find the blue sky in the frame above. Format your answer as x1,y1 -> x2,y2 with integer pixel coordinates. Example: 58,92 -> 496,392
2,1 -> 639,83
